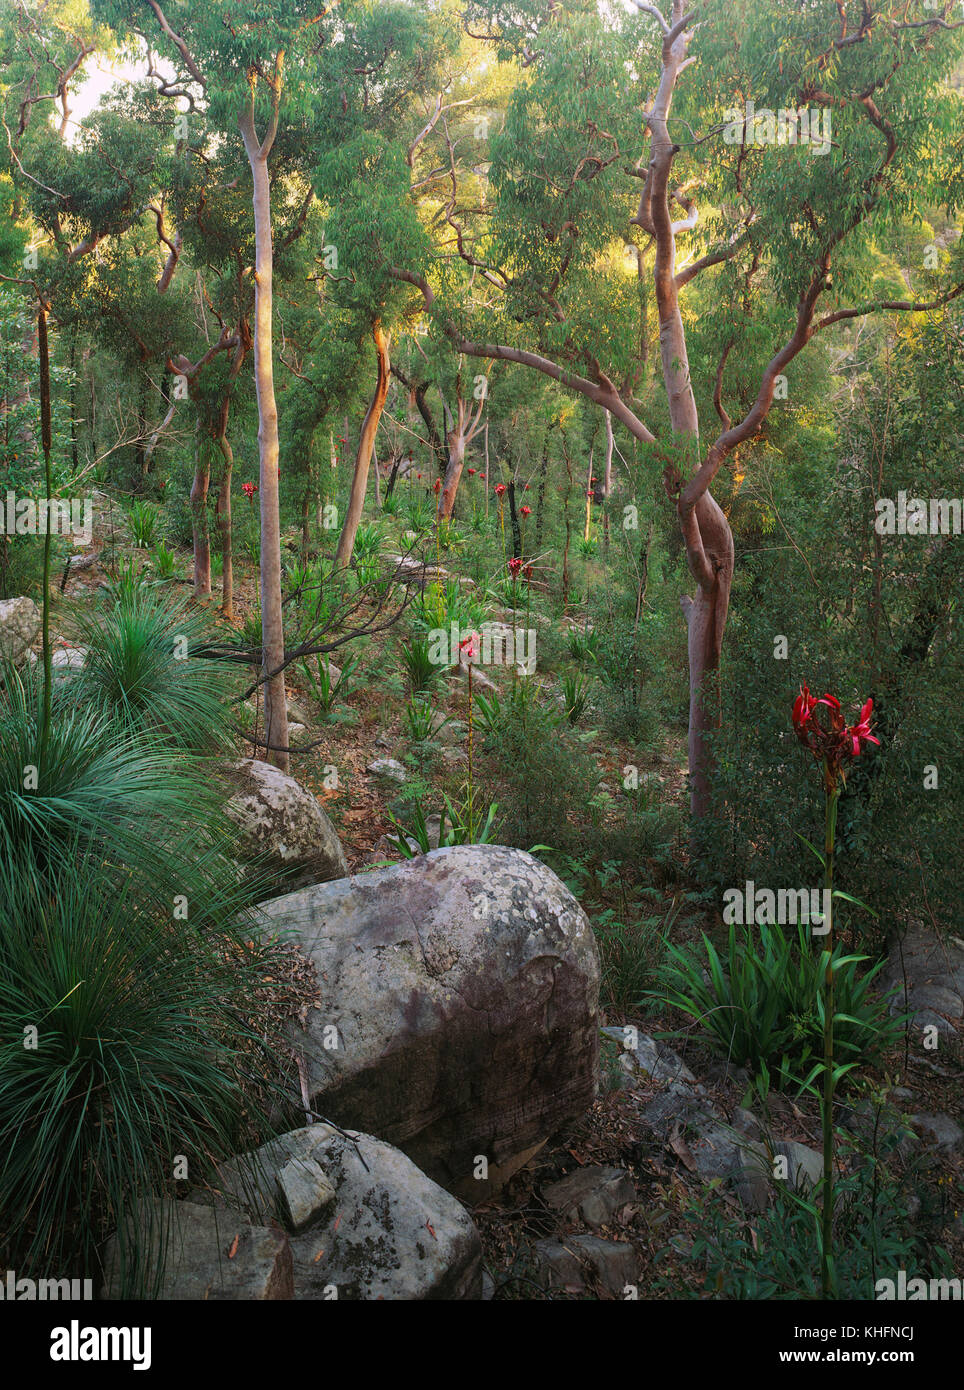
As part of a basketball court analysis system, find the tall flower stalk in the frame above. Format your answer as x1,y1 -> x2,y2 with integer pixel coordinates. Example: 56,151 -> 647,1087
792,686 -> 880,1298
459,633 -> 480,836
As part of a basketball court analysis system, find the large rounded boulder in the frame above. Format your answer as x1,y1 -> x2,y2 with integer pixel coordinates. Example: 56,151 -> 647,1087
224,758 -> 348,891
258,844 -> 600,1198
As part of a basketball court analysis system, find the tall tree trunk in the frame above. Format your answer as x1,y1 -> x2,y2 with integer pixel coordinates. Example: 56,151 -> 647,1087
135,372 -> 148,481
372,443 -> 382,507
534,433 -> 550,553
240,68 -> 289,771
216,433 -> 234,619
507,480 -> 521,559
438,429 -> 465,521
602,409 -> 614,497
191,431 -> 212,599
335,320 -> 390,568
562,430 -> 572,608
301,485 -> 311,558
483,421 -> 489,519
69,330 -> 78,472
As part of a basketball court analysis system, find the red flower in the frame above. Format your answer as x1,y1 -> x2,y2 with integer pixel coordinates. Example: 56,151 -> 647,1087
849,698 -> 881,757
433,478 -> 442,494
524,484 -> 530,490
467,468 -> 476,475
417,472 -> 422,479
459,633 -> 480,664
494,483 -> 507,497
523,563 -> 533,582
520,504 -> 531,517
793,685 -> 880,788
508,557 -> 522,576
241,482 -> 258,500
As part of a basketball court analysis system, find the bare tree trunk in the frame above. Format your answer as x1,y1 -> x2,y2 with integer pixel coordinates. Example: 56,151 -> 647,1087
240,65 -> 289,771
216,434 -> 234,619
301,485 -> 311,558
507,481 -> 521,559
438,429 -> 466,521
335,320 -> 390,568
191,431 -> 212,599
562,432 -> 572,608
639,7 -> 732,822
483,421 -> 489,519
534,433 -> 549,553
438,390 -> 484,521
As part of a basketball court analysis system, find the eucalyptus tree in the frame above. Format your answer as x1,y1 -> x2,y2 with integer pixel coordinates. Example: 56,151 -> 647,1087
305,0 -> 464,565
90,0 -> 359,769
386,0 -> 964,824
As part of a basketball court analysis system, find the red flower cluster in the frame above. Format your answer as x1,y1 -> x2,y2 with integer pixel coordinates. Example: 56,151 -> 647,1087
520,505 -> 531,518
433,478 -> 442,494
494,483 -> 507,497
792,686 -> 880,788
508,557 -> 522,577
467,468 -> 476,475
241,482 -> 258,500
459,634 -> 480,664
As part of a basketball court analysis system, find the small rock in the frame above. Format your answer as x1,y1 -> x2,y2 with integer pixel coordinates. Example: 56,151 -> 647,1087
600,1027 -> 695,1085
532,1235 -> 637,1297
366,757 -> 407,783
731,1106 -> 762,1141
909,1113 -> 962,1153
276,1156 -> 336,1233
0,597 -> 41,668
542,1165 -> 636,1229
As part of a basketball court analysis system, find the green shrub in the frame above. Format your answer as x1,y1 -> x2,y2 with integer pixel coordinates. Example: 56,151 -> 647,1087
126,499 -> 159,549
653,922 -> 905,1088
661,1137 -> 938,1300
484,677 -> 600,853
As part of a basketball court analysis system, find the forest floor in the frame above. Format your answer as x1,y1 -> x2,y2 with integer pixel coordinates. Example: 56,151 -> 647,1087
53,509 -> 963,1300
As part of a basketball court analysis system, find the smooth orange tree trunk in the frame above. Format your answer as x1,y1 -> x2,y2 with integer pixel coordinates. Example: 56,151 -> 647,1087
335,320 -> 390,568
240,61 -> 289,771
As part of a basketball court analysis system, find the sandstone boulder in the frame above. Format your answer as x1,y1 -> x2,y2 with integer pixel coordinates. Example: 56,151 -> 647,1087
101,1200 -> 293,1300
224,758 -> 348,891
258,845 -> 600,1198
213,1123 -> 482,1299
